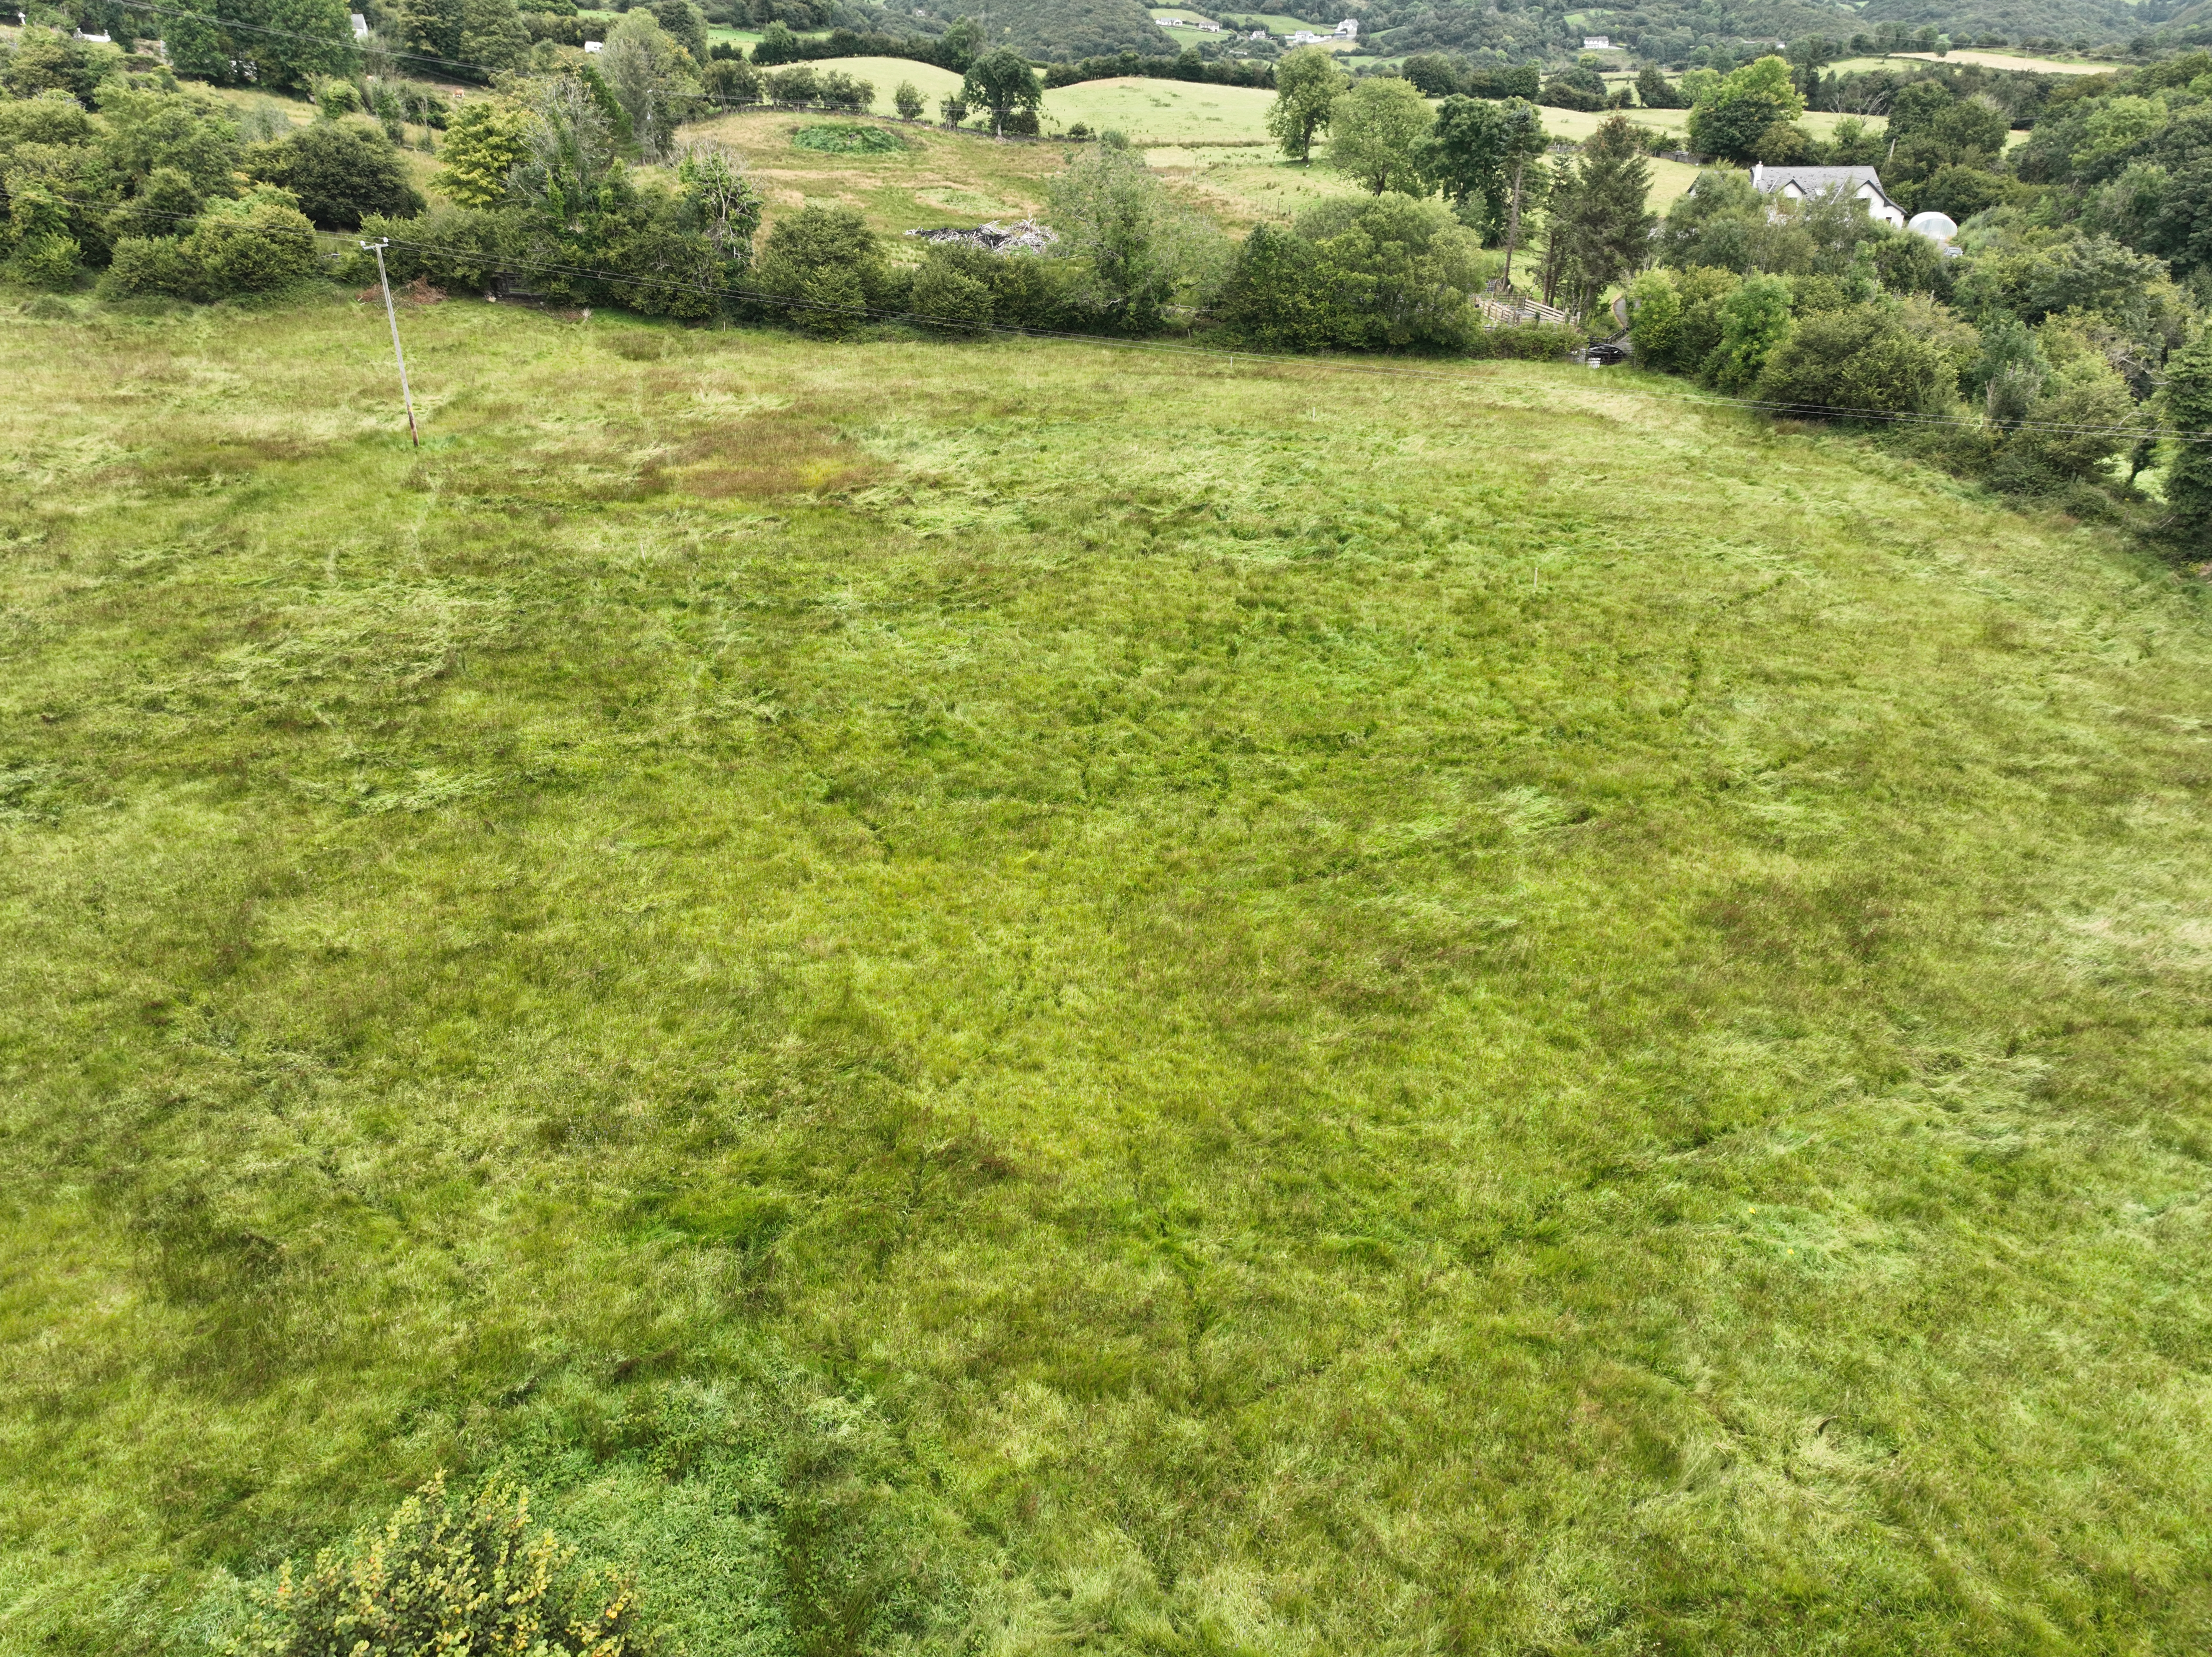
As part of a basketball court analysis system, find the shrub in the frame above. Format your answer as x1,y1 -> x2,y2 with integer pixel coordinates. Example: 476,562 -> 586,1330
346,204 -> 521,293
2162,331 -> 2212,542
1219,196 -> 1487,351
1625,268 -> 1684,366
753,202 -> 891,333
894,80 -> 924,120
1703,272 -> 1792,391
103,191 -> 319,302
703,57 -> 762,105
1048,141 -> 1227,332
910,249 -> 995,331
7,232 -> 82,291
230,1473 -> 646,1657
1217,222 -> 1354,349
765,64 -> 820,106
1753,302 -> 1954,416
243,121 -> 425,229
1465,321 -> 1585,359
311,76 -> 361,118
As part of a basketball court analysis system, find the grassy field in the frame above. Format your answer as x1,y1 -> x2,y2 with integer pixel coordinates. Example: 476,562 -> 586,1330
760,57 -> 969,119
679,108 -> 1069,234
1044,77 -> 1280,143
6,290 -> 2212,1655
1887,48 -> 2112,74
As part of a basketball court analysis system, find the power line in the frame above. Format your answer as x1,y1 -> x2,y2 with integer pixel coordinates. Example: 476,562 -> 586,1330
37,190 -> 2212,444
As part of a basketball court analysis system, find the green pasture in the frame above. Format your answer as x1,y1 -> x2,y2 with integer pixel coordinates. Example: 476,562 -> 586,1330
1887,47 -> 2113,73
5,292 -> 2212,1655
1044,75 -> 1279,142
679,105 -> 1065,233
770,56 -> 967,117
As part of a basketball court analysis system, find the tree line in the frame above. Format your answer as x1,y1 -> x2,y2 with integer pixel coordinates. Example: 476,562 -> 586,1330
2,22 -> 2206,539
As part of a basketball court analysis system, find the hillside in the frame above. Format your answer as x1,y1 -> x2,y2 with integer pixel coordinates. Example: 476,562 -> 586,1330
907,0 -> 1178,59
5,294 -> 2212,1654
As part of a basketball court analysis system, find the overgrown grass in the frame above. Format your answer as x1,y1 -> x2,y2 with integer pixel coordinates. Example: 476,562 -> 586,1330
5,292 -> 2212,1655
682,108 -> 1070,235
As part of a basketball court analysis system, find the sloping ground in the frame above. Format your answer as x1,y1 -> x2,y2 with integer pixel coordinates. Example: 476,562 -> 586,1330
1042,75 -> 1279,142
910,0 -> 1176,60
680,108 -> 1069,232
4,297 -> 2212,1655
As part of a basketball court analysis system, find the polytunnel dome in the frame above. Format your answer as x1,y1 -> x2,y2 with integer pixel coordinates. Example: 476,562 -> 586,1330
1908,211 -> 1959,243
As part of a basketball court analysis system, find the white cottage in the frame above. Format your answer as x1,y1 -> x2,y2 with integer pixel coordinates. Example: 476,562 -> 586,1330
1747,164 -> 1906,228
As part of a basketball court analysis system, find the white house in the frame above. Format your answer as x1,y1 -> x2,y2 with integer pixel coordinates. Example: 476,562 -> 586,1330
350,10 -> 369,36
1748,163 -> 1907,228
1334,17 -> 1357,36
583,38 -> 602,52
1582,34 -> 1610,48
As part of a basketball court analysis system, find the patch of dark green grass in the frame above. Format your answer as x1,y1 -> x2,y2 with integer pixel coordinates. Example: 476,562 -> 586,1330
789,122 -> 910,155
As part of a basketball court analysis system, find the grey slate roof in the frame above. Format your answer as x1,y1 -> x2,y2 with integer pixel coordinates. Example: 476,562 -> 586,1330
1749,165 -> 1899,210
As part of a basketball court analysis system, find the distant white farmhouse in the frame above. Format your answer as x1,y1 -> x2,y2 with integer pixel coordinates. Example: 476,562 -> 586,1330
1582,35 -> 1610,48
351,10 -> 369,36
1748,163 -> 1906,228
1336,17 -> 1357,35
1289,19 -> 1356,42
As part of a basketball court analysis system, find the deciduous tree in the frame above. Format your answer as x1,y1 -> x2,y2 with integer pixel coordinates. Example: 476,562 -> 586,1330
1326,75 -> 1432,196
1045,141 -> 1224,331
961,48 -> 1042,138
601,9 -> 700,162
1685,55 -> 1804,163
2163,330 -> 2212,542
1420,94 -> 1507,236
1266,45 -> 1346,164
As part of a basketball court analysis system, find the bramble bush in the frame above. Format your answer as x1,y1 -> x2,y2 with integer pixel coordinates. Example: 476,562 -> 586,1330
231,1474 -> 648,1657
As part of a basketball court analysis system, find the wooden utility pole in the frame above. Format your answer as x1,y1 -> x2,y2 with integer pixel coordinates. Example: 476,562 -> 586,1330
360,237 -> 419,448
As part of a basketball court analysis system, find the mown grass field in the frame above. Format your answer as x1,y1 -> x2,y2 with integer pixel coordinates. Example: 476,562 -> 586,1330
6,292 -> 2212,1657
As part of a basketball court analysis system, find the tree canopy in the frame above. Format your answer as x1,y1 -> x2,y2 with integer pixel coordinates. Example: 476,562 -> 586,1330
1686,56 -> 1806,164
1326,75 -> 1433,196
1266,46 -> 1346,165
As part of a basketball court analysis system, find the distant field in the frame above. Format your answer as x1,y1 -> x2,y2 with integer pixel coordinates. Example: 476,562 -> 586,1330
1144,145 -> 1364,228
766,56 -> 967,116
10,293 -> 2212,1657
1165,8 -> 1322,31
1522,102 -> 1887,143
1045,75 -> 1278,141
684,106 -> 1067,233
1890,47 -> 2111,73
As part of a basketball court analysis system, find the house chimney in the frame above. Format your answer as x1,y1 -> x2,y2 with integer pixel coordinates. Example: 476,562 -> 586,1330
1751,163 -> 1764,188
